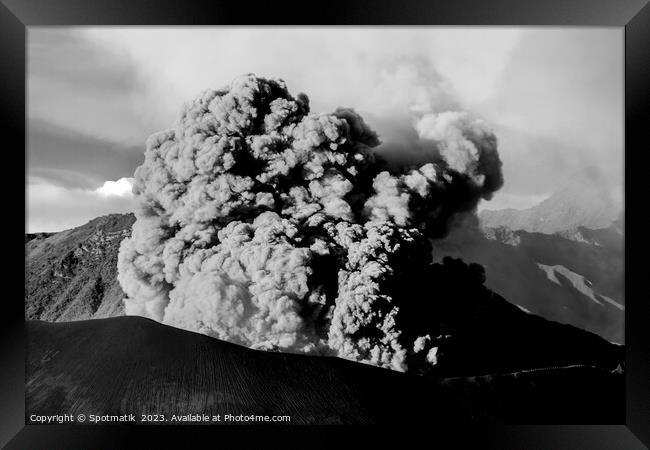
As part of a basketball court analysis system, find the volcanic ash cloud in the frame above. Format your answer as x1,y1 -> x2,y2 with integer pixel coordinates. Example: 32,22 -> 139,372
117,74 -> 503,372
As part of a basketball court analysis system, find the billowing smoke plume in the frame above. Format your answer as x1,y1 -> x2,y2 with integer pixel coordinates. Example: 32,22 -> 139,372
118,75 -> 502,372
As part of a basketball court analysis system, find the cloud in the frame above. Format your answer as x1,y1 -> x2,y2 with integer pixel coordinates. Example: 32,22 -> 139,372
117,75 -> 503,372
81,27 -> 522,139
28,29 -> 160,147
474,28 -> 623,199
95,178 -> 134,198
27,177 -> 135,232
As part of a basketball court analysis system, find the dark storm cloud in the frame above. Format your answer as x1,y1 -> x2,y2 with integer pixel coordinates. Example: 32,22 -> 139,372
28,119 -> 143,189
29,28 -> 137,92
29,168 -> 100,190
28,28 -> 162,146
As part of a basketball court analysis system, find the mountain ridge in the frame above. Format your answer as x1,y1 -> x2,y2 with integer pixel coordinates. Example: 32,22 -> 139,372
434,218 -> 624,343
25,213 -> 135,322
479,176 -> 622,234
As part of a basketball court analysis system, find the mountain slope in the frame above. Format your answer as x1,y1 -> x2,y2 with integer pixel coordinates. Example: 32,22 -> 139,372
433,222 -> 624,343
404,258 -> 623,378
25,214 -> 135,322
26,317 -> 624,424
26,317 -> 457,425
536,263 -> 623,310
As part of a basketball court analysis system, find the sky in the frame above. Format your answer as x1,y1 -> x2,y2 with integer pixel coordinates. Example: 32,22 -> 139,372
27,27 -> 623,232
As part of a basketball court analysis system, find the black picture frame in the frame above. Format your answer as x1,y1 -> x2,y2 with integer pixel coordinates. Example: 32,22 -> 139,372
2,0 -> 648,447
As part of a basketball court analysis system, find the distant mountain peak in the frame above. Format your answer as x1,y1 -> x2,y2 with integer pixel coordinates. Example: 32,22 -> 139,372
479,177 -> 621,234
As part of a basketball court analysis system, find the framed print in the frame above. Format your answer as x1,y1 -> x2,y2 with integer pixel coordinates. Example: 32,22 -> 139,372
1,0 -> 649,447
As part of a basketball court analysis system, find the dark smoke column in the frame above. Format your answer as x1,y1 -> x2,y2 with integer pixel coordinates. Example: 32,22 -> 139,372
118,74 -> 503,372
